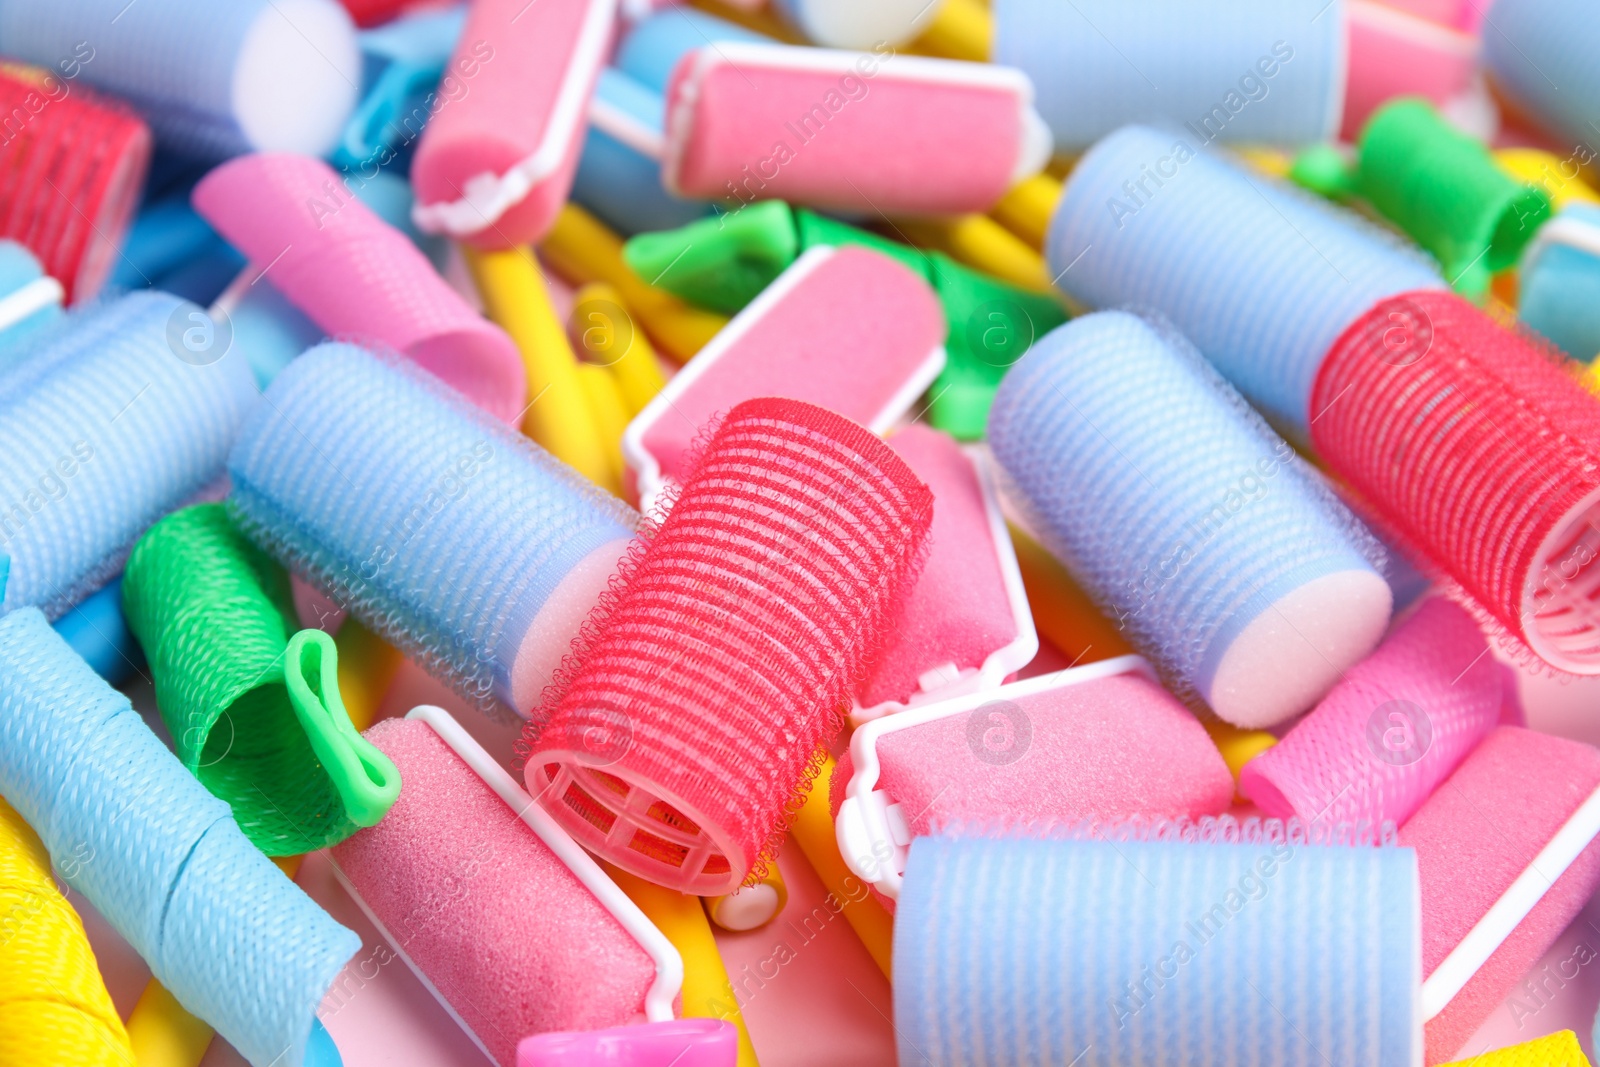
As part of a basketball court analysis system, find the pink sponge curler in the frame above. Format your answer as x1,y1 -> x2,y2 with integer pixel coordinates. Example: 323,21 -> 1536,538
661,42 -> 1052,216
410,0 -> 616,247
1401,726 -> 1600,1065
622,244 -> 946,511
192,152 -> 526,424
1342,1 -> 1480,141
526,397 -> 934,894
833,656 -> 1235,903
1239,596 -> 1502,829
851,425 -> 1036,723
518,1019 -> 737,1067
331,706 -> 682,1067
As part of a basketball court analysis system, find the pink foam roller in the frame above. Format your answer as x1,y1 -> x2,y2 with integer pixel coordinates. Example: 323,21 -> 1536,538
192,153 -> 526,423
518,1019 -> 737,1067
853,425 -> 1035,720
621,244 -> 946,511
1239,597 -> 1501,829
833,656 -> 1235,903
1342,1 -> 1480,140
411,0 -> 616,246
332,709 -> 675,1066
1400,726 -> 1600,1064
662,42 -> 1052,215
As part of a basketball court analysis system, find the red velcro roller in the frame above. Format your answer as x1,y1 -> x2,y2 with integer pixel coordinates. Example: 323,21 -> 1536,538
338,0 -> 410,27
523,396 -> 933,894
1311,289 -> 1600,674
0,67 -> 150,302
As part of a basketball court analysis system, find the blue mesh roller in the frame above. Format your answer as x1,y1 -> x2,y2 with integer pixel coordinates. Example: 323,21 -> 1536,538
0,607 -> 359,1067
0,291 -> 259,620
895,832 -> 1421,1067
1047,125 -> 1443,433
0,0 -> 359,160
227,343 -> 637,718
994,0 -> 1347,152
1483,0 -> 1600,155
988,312 -> 1388,726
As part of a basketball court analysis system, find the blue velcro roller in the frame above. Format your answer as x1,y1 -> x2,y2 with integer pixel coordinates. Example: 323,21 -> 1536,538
614,6 -> 768,93
0,240 -> 64,354
1483,0 -> 1600,153
994,0 -> 1347,153
51,576 -> 142,685
0,607 -> 359,1067
1519,202 -> 1600,363
895,829 -> 1421,1067
332,4 -> 466,173
227,343 -> 637,719
0,291 -> 258,620
0,0 -> 361,159
1047,124 -> 1444,434
575,67 -> 713,236
989,312 -> 1391,729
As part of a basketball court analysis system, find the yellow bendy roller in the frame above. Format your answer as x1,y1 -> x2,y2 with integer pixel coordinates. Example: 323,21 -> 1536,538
569,282 -> 669,417
790,756 -> 894,980
989,172 -> 1063,251
602,863 -> 762,1067
540,204 -> 729,364
0,795 -> 135,1066
464,245 -> 619,496
892,214 -> 1054,293
911,0 -> 991,61
1442,1029 -> 1591,1066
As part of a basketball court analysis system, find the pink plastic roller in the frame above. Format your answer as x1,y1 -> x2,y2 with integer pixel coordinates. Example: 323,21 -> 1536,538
192,152 -> 525,424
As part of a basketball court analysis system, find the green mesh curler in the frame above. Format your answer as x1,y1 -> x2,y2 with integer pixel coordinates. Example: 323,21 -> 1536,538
1357,97 -> 1552,299
121,503 -> 399,855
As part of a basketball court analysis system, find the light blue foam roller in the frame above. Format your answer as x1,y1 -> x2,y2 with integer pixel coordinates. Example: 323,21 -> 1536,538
895,831 -> 1421,1067
1483,0 -> 1600,154
1047,125 -> 1444,434
0,607 -> 359,1067
1519,202 -> 1600,362
52,576 -> 142,685
575,67 -> 713,236
331,4 -> 466,174
988,312 -> 1392,728
227,343 -> 638,719
0,240 -> 63,355
614,7 -> 767,93
217,277 -> 325,390
994,0 -> 1347,153
0,290 -> 259,619
0,0 -> 361,159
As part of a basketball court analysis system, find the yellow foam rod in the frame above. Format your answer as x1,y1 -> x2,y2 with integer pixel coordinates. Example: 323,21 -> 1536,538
912,0 -> 991,61
1496,148 -> 1600,210
463,245 -> 620,496
894,214 -> 1054,293
576,362 -> 629,491
0,796 -> 137,1066
1442,1029 -> 1591,1066
704,864 -> 789,932
603,863 -> 762,1067
569,282 -> 668,417
790,755 -> 894,981
1202,718 -> 1278,802
541,204 -> 728,365
126,982 -> 213,1067
333,616 -> 401,733
990,173 -> 1064,251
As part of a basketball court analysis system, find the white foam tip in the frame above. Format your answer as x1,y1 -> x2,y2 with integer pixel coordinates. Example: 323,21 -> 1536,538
709,884 -> 781,931
789,0 -> 941,48
1205,569 -> 1394,729
233,0 -> 361,157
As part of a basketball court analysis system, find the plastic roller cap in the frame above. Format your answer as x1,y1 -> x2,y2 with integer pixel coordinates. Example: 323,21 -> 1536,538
517,1019 -> 737,1067
0,0 -> 361,160
332,5 -> 467,173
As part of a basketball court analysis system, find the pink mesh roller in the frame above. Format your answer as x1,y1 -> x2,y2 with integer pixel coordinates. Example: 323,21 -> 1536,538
1239,597 -> 1501,828
192,152 -> 525,423
1311,290 -> 1600,674
523,397 -> 933,894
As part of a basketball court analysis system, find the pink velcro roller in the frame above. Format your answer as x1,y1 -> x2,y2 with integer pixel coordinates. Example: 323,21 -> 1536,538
411,0 -> 616,247
1239,597 -> 1501,829
833,656 -> 1235,903
621,244 -> 945,511
852,425 -> 1036,723
192,153 -> 526,424
1342,1 -> 1480,140
331,707 -> 682,1067
1401,726 -> 1600,1064
661,42 -> 1052,216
